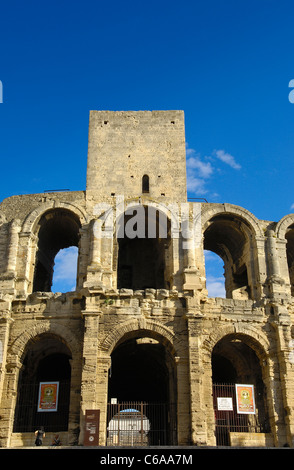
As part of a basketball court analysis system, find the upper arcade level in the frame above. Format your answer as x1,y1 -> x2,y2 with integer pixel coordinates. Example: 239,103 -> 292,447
0,110 -> 293,315
0,190 -> 293,314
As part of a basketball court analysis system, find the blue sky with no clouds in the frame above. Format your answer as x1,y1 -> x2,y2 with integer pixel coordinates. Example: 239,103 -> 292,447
1,0 -> 294,294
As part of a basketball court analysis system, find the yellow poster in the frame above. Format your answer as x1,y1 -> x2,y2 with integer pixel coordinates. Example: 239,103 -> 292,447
37,382 -> 59,412
235,384 -> 255,414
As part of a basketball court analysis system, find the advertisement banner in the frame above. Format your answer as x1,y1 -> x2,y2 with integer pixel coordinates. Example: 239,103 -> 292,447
37,382 -> 59,412
235,384 -> 255,414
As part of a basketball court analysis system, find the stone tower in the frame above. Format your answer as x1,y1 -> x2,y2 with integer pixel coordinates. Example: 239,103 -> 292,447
0,110 -> 294,448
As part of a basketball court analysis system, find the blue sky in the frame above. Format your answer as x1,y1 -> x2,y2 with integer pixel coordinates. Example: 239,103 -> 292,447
1,0 -> 294,294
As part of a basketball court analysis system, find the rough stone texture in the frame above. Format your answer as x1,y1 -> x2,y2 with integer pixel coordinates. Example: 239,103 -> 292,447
0,110 -> 294,447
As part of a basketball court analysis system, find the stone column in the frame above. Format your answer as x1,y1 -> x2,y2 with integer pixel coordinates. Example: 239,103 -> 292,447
250,235 -> 267,300
185,314 -> 208,445
0,313 -> 13,405
182,237 -> 202,291
266,231 -> 291,302
272,321 -> 294,447
175,355 -> 191,445
79,309 -> 100,445
15,232 -> 33,296
6,220 -> 21,273
0,220 -> 21,295
96,354 -> 111,445
84,221 -> 104,289
77,226 -> 89,289
0,356 -> 21,447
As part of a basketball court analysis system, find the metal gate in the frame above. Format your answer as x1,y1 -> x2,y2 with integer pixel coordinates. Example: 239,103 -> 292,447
213,383 -> 270,446
13,381 -> 70,432
106,402 -> 174,446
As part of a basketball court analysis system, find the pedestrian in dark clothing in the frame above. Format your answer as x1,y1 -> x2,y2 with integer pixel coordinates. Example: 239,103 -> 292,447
35,427 -> 45,446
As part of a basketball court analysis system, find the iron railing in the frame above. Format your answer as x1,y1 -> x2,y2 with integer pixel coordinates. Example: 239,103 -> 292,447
213,383 -> 270,446
106,401 -> 175,446
13,381 -> 70,433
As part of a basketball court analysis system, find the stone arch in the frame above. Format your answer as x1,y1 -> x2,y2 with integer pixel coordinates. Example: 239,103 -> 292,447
201,204 -> 263,300
115,201 -> 175,290
27,206 -> 84,293
93,198 -> 180,238
275,213 -> 294,240
99,317 -> 182,357
8,321 -> 80,364
104,317 -> 181,445
201,203 -> 263,238
206,325 -> 272,444
202,323 -> 270,360
276,214 -> 294,295
11,322 -> 80,434
22,201 -> 88,234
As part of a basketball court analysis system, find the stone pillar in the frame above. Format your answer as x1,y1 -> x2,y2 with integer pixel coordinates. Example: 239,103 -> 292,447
79,309 -> 100,445
0,313 -> 13,405
0,356 -> 21,447
266,231 -> 291,302
272,321 -> 294,447
84,221 -> 104,289
186,314 -> 208,445
182,237 -> 202,291
0,220 -> 21,295
15,232 -> 33,296
175,355 -> 191,445
6,220 -> 21,273
251,235 -> 267,300
77,226 -> 89,289
67,356 -> 83,445
96,354 -> 111,445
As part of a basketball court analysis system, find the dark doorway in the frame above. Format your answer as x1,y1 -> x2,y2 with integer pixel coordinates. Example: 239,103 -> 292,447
14,335 -> 72,432
108,338 -> 168,402
108,336 -> 177,445
212,335 -> 270,446
117,206 -> 171,290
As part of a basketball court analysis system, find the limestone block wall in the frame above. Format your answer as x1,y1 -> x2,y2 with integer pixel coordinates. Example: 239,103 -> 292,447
0,111 -> 294,447
86,110 -> 187,202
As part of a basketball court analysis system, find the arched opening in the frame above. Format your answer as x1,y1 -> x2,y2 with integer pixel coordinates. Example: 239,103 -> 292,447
204,214 -> 254,299
285,224 -> 294,296
117,206 -> 172,290
107,333 -> 177,446
212,334 -> 270,445
32,209 -> 81,293
14,334 -> 72,433
51,246 -> 79,293
142,175 -> 149,193
204,250 -> 226,298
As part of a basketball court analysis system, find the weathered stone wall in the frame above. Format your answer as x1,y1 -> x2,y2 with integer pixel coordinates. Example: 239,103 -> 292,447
0,111 -> 294,447
86,110 -> 187,202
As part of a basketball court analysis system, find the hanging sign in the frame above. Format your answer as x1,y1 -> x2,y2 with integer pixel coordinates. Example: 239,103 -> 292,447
37,382 -> 59,412
217,397 -> 233,411
235,384 -> 255,414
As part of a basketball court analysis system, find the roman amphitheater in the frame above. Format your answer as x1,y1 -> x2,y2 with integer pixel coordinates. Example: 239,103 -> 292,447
0,110 -> 294,447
